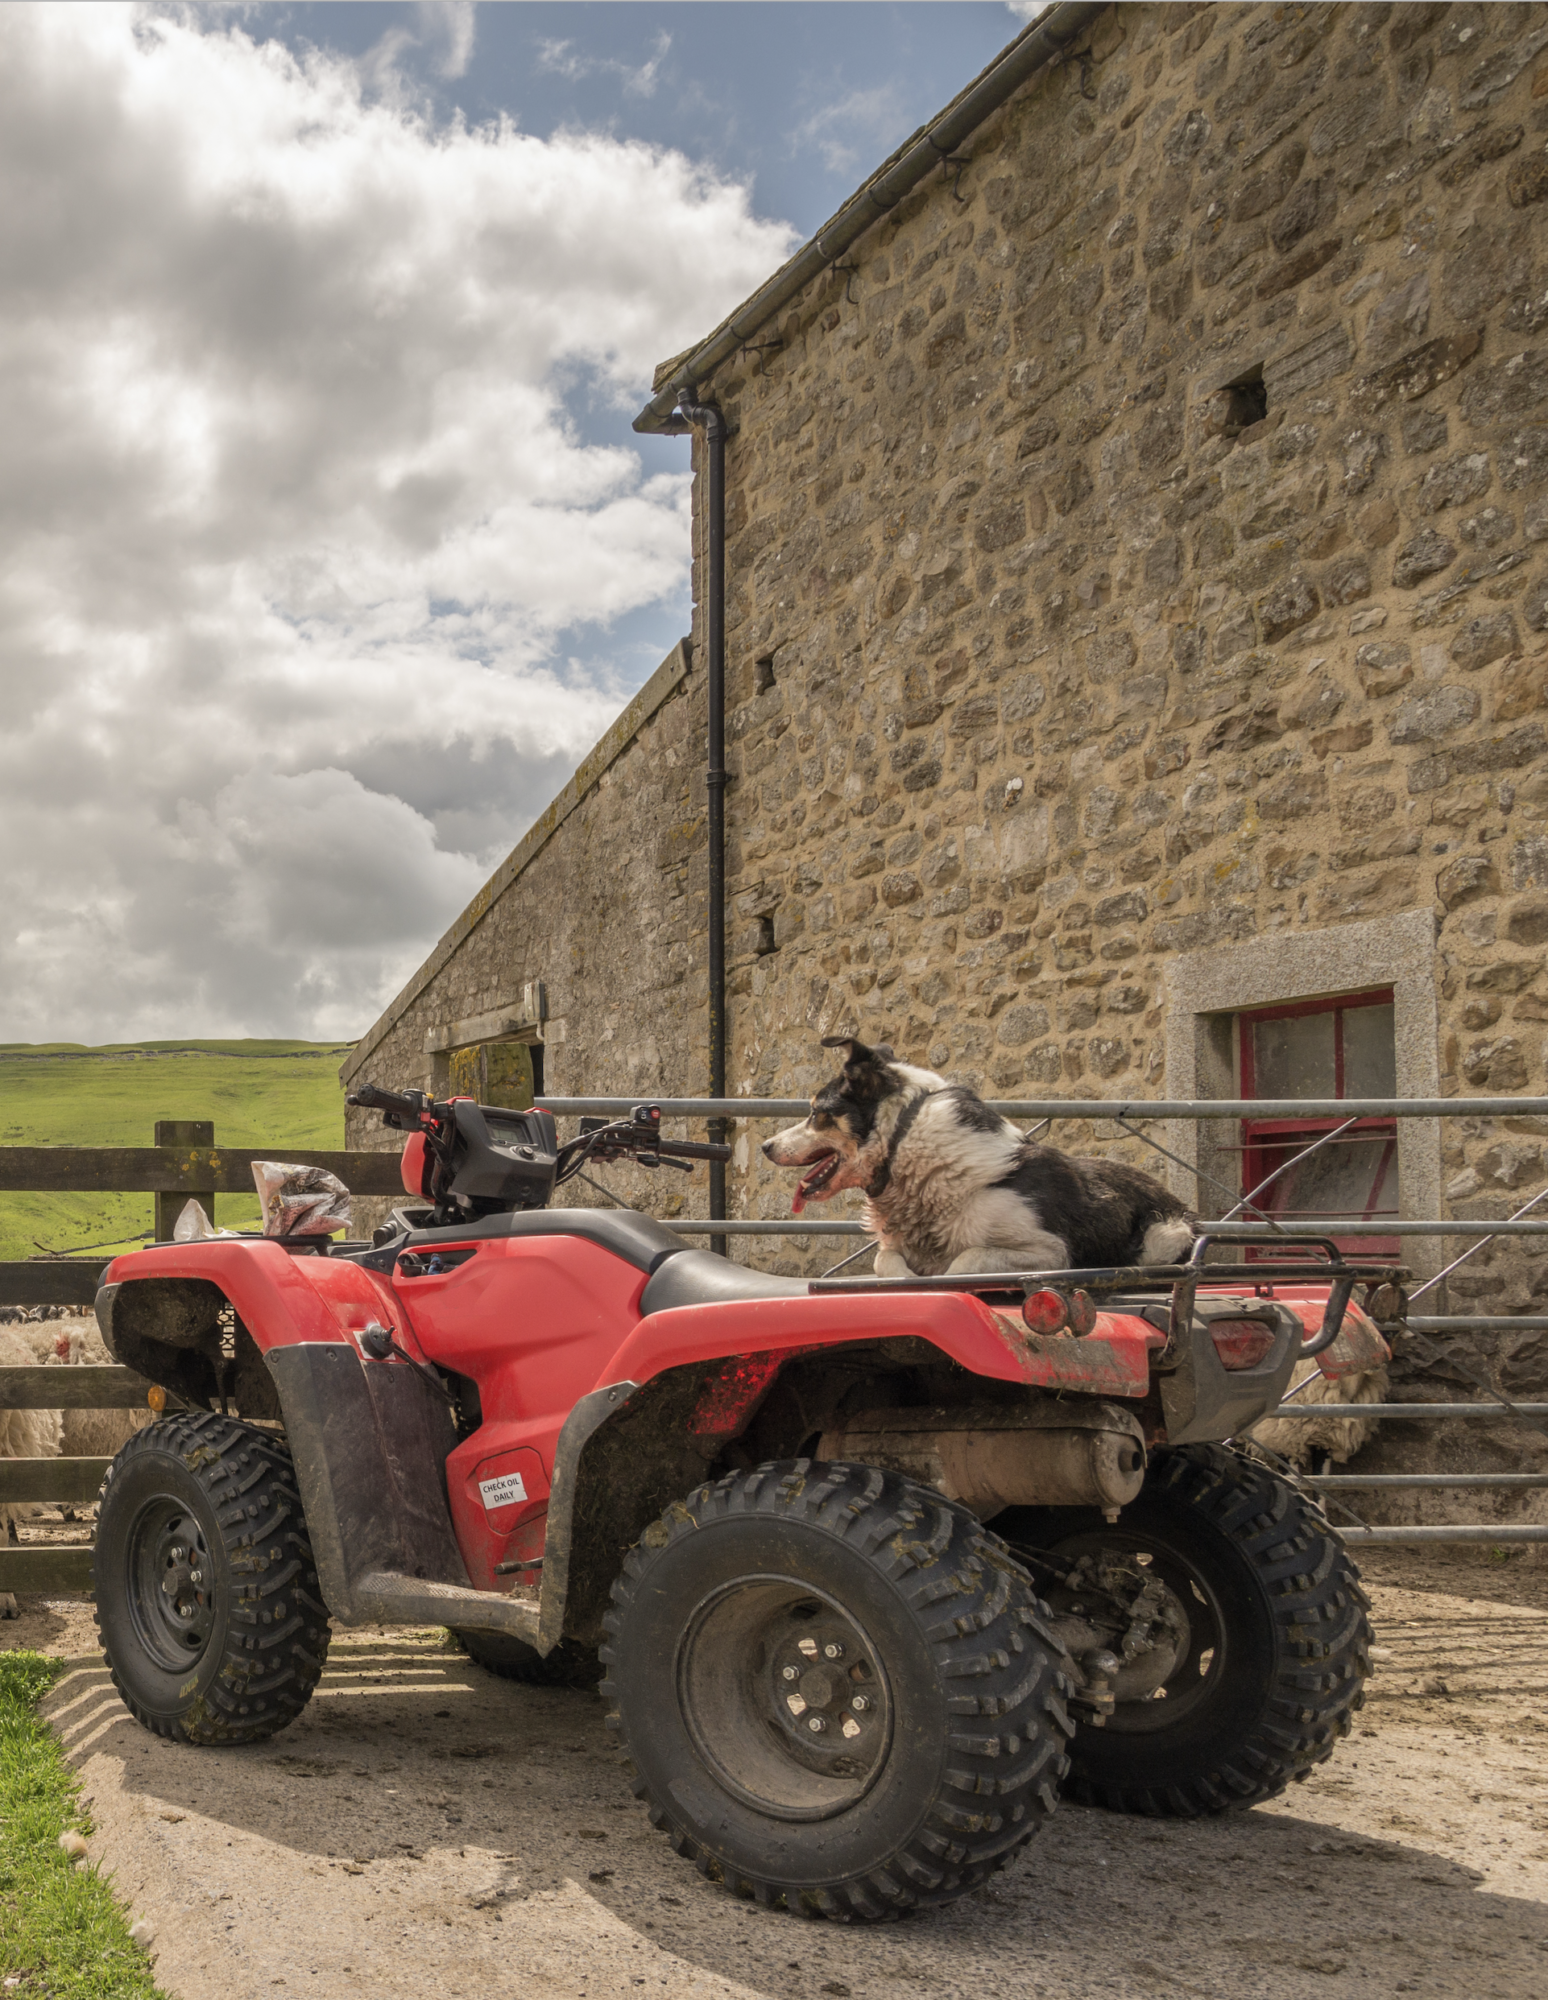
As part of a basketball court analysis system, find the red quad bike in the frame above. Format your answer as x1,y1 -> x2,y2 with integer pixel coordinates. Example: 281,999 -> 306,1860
91,1085 -> 1401,1921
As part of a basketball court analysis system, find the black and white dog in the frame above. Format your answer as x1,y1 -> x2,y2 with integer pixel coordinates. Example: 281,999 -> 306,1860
763,1037 -> 1195,1279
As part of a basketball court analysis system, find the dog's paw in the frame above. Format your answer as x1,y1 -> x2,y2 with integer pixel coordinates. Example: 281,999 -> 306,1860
873,1246 -> 916,1278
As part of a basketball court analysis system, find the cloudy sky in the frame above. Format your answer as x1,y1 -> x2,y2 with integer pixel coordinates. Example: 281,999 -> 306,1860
0,1 -> 1026,1044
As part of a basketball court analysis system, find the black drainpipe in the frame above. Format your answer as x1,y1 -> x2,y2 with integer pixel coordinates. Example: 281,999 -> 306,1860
675,396 -> 728,1256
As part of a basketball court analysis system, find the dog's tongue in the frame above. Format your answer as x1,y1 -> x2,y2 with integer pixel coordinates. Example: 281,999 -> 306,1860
790,1181 -> 809,1215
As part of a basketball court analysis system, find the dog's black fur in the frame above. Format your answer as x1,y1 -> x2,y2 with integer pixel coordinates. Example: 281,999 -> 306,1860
766,1037 -> 1194,1277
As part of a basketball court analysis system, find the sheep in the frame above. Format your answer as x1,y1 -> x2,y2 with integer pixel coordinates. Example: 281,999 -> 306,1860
1247,1354 -> 1389,1471
47,1321 -> 152,1517
0,1322 -> 64,1618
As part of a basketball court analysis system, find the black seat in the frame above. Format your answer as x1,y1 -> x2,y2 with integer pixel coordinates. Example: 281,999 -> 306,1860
403,1207 -> 689,1275
638,1250 -> 812,1316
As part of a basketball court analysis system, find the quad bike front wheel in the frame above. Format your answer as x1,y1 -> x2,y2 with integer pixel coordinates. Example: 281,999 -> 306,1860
602,1460 -> 1073,1921
996,1441 -> 1371,1816
95,1411 -> 330,1745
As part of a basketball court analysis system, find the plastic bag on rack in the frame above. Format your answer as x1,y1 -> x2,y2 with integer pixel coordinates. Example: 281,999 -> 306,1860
252,1161 -> 352,1239
172,1199 -> 239,1243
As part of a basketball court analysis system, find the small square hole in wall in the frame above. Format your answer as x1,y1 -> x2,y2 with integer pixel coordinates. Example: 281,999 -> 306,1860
754,654 -> 776,694
1212,363 -> 1268,437
755,914 -> 778,955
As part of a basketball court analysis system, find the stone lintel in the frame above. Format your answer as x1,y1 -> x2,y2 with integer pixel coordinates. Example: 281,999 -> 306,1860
425,1011 -> 540,1055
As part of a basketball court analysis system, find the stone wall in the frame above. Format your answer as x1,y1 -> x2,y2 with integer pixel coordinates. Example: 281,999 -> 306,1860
693,1 -> 1548,1347
341,639 -> 713,1225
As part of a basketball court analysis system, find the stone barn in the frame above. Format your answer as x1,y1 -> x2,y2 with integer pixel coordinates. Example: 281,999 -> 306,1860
345,1 -> 1548,1452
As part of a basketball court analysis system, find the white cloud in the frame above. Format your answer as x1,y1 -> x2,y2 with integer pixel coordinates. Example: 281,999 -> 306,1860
417,1 -> 476,81
535,28 -> 673,101
0,4 -> 797,1043
792,83 -> 909,178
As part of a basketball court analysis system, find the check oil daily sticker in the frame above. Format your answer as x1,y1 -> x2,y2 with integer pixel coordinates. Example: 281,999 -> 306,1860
479,1470 -> 529,1510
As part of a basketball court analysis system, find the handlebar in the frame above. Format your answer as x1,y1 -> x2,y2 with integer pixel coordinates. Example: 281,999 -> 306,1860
655,1137 -> 734,1163
346,1083 -> 429,1125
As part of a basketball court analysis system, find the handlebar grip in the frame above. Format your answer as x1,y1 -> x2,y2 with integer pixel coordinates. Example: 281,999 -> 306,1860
346,1083 -> 425,1122
658,1139 -> 734,1163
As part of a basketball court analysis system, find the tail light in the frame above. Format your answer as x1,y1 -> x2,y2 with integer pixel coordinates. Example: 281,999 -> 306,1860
1023,1289 -> 1070,1334
1067,1289 -> 1098,1337
1022,1288 -> 1100,1337
1210,1319 -> 1277,1370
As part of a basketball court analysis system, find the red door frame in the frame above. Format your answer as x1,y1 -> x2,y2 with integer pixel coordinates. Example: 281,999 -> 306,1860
1238,988 -> 1398,1253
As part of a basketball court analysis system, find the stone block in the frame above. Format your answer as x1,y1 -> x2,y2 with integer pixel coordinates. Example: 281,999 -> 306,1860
1393,528 -> 1458,587
1451,612 -> 1521,670
1357,640 -> 1415,697
1437,856 -> 1500,908
1263,323 -> 1354,403
1414,453 -> 1492,515
1505,895 -> 1548,947
1258,574 -> 1320,641
1353,329 -> 1482,412
1389,686 -> 1481,743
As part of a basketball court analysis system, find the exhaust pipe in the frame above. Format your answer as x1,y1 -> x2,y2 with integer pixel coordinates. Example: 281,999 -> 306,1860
818,1400 -> 1146,1520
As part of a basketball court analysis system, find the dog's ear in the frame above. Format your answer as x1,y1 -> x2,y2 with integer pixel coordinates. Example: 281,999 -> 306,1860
821,1033 -> 889,1069
821,1035 -> 896,1100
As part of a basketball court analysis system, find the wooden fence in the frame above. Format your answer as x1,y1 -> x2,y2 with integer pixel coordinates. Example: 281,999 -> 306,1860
0,1121 -> 400,1595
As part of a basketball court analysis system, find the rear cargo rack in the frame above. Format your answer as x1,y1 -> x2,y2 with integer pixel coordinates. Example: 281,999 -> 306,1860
807,1232 -> 1409,1357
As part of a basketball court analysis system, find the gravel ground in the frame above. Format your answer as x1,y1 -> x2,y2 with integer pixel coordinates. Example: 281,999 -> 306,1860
6,1548 -> 1547,2000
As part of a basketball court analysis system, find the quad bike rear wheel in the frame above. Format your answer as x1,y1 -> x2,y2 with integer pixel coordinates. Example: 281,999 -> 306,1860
452,1629 -> 599,1687
95,1411 -> 330,1745
602,1459 -> 1072,1920
996,1441 -> 1371,1815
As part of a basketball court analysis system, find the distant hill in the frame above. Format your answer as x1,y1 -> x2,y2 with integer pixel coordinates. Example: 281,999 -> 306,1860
0,1040 -> 353,1262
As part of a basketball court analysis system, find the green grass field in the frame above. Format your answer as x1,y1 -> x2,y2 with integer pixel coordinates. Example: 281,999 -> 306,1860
0,1041 -> 352,1262
0,1652 -> 164,1997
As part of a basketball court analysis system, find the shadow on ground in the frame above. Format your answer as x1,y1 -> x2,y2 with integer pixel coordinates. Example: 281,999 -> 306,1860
37,1608 -> 1548,2000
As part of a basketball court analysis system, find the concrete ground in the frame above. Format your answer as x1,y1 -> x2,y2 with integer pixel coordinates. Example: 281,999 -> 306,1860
10,1548 -> 1548,2000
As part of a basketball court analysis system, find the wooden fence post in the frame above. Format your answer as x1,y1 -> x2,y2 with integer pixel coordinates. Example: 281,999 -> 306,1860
154,1119 -> 215,1241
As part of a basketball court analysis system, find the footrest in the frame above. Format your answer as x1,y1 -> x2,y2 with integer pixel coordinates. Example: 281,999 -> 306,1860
348,1570 -> 543,1649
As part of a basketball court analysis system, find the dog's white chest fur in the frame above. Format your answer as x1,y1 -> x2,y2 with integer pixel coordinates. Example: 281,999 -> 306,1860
866,1093 -> 1067,1277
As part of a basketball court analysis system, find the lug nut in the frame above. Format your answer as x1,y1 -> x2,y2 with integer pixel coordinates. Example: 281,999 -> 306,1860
781,1666 -> 799,1681
189,1570 -> 203,1585
851,1696 -> 870,1713
806,1716 -> 827,1733
823,1642 -> 844,1660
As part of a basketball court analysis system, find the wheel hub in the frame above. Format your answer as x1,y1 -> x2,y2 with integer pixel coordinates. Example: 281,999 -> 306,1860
127,1502 -> 215,1671
1032,1534 -> 1224,1733
770,1625 -> 885,1759
678,1579 -> 893,1821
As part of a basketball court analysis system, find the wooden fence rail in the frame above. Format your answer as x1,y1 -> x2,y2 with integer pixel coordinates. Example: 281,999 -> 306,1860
0,1366 -> 157,1409
0,1135 -> 401,1304
0,1146 -> 402,1196
0,1366 -> 153,1595
0,1117 -> 398,1598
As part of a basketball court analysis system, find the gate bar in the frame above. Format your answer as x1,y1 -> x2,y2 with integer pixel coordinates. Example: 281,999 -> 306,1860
1268,1402 -> 1548,1419
538,1095 -> 1548,1120
1304,1473 -> 1548,1489
1333,1524 -> 1548,1544
658,1218 -> 1548,1237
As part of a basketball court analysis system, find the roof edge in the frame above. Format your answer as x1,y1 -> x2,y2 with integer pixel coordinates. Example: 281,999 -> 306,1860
633,1 -> 1108,434
340,637 -> 693,1086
